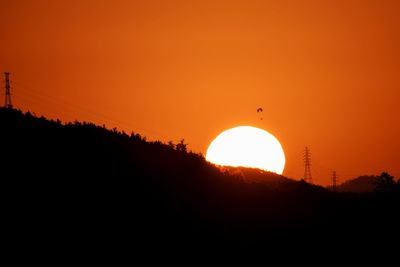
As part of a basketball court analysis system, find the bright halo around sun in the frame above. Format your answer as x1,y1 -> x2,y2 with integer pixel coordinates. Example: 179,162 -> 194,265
206,126 -> 285,174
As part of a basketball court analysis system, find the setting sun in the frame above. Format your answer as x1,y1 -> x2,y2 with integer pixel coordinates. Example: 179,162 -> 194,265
206,126 -> 286,174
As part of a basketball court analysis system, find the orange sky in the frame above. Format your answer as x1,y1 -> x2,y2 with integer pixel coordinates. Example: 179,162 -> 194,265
1,0 -> 399,185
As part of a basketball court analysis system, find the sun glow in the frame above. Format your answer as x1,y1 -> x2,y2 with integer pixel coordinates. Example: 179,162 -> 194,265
206,126 -> 286,174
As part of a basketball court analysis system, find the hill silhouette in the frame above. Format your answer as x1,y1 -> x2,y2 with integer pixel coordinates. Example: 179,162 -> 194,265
338,175 -> 377,192
2,108 -> 399,255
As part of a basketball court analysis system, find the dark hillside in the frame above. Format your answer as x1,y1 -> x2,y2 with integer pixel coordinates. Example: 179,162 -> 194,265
1,108 -> 399,255
338,175 -> 377,192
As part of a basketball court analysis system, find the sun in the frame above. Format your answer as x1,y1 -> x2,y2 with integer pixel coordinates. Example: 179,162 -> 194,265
206,126 -> 286,174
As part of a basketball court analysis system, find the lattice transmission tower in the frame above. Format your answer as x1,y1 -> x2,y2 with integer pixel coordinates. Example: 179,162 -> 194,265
332,170 -> 337,191
303,146 -> 312,183
4,72 -> 13,108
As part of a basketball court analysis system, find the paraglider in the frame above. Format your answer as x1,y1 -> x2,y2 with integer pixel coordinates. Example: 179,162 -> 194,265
257,107 -> 263,120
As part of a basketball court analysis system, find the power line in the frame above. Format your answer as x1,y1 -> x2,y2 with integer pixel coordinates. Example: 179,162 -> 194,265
10,76 -> 166,141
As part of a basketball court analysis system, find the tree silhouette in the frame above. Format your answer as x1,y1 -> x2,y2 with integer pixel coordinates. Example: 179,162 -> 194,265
374,172 -> 396,193
176,138 -> 187,152
167,141 -> 175,149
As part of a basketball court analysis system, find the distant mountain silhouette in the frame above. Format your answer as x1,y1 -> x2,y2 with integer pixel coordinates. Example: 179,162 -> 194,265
338,175 -> 377,192
1,107 -> 399,255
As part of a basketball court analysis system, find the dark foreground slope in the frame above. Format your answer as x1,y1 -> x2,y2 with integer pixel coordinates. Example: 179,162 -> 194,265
1,108 -> 399,256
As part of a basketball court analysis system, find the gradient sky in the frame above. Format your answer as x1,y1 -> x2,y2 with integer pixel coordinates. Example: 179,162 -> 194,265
1,0 -> 399,185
